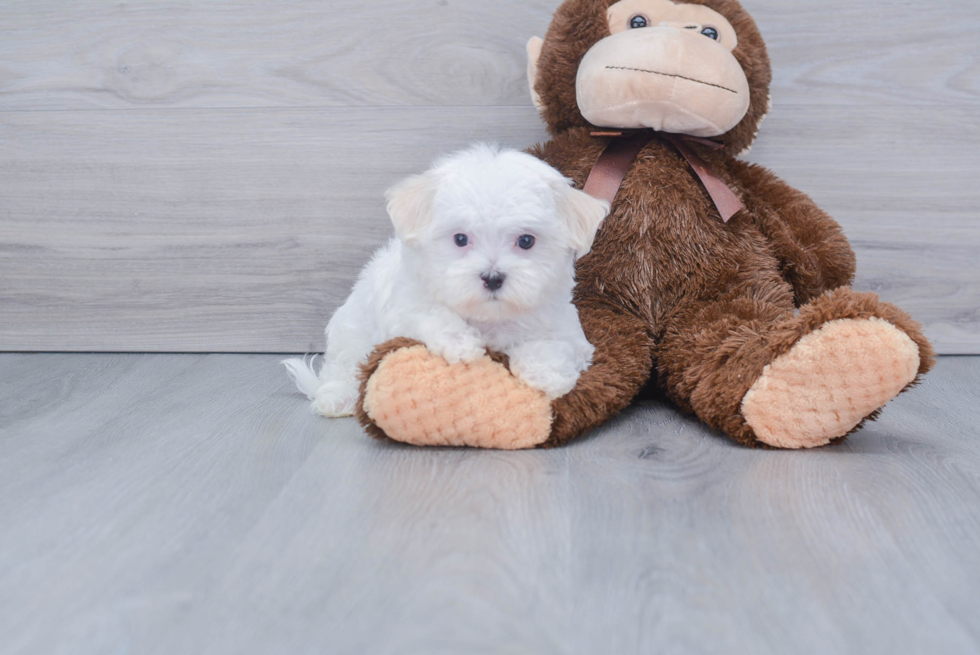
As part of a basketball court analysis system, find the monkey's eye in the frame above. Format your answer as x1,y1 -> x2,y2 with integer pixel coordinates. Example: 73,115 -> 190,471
454,234 -> 469,247
628,15 -> 648,29
701,26 -> 719,40
517,235 -> 536,250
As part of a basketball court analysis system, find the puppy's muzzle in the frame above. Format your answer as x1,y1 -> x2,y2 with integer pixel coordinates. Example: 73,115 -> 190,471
481,272 -> 506,292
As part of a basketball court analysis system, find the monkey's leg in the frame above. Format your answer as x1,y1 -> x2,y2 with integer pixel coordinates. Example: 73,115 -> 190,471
658,286 -> 934,448
355,301 -> 655,449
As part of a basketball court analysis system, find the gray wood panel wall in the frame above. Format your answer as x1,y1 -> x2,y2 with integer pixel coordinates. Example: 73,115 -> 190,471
1,0 -> 978,353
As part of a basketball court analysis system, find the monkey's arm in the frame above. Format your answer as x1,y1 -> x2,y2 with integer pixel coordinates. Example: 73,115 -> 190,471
727,159 -> 856,306
539,298 -> 655,445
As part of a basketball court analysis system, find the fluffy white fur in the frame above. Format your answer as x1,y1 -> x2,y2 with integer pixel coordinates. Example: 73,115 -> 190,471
283,144 -> 610,417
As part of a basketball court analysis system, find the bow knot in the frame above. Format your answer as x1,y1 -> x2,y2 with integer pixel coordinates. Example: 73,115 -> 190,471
584,129 -> 745,223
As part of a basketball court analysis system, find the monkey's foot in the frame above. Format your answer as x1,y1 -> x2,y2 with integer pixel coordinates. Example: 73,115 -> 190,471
741,317 -> 920,449
357,339 -> 553,449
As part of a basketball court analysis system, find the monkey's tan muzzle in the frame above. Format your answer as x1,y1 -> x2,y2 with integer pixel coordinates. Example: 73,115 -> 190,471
576,27 -> 751,137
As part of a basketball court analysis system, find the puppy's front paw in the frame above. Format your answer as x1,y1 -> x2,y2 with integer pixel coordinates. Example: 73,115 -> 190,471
427,331 -> 486,364
312,380 -> 359,418
508,341 -> 590,399
512,364 -> 581,399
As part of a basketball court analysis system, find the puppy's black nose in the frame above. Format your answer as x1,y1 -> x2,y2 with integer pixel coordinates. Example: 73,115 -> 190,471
481,272 -> 506,292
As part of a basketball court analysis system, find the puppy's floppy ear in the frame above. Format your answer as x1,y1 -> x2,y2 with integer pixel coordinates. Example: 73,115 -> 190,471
385,171 -> 439,243
552,180 -> 610,259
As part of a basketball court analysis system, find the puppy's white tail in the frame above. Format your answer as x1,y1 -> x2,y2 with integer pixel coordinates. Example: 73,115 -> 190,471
282,355 -> 323,400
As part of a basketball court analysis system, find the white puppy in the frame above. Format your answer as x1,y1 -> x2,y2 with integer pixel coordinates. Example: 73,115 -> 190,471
283,144 -> 610,417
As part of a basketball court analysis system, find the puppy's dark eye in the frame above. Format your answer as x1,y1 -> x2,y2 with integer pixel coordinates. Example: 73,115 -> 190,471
517,235 -> 535,250
701,26 -> 719,40
629,15 -> 648,29
454,234 -> 469,247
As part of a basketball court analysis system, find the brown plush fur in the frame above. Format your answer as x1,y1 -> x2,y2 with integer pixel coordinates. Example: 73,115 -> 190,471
526,127 -> 934,447
357,0 -> 934,448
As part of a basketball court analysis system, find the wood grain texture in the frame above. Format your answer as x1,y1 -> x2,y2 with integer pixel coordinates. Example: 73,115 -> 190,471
1,353 -> 978,653
0,0 -> 976,110
0,0 -> 978,353
0,0 -> 554,111
1,105 -> 976,352
0,107 -> 550,352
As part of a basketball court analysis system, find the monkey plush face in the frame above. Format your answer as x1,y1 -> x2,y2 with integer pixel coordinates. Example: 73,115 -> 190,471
528,0 -> 771,154
577,0 -> 750,136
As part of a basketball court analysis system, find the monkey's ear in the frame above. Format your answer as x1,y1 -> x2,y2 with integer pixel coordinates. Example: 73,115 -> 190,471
553,181 -> 610,259
385,172 -> 438,243
526,36 -> 545,112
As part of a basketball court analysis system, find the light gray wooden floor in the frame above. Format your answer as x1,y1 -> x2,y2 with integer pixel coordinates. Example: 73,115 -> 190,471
2,353 -> 979,654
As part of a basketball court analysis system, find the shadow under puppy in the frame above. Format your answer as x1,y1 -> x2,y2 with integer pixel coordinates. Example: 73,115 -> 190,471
284,144 -> 611,417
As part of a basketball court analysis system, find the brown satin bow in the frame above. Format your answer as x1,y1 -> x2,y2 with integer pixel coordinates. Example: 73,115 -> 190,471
583,129 -> 745,223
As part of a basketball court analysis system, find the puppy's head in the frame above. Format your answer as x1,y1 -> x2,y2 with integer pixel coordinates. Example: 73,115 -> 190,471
386,144 -> 610,322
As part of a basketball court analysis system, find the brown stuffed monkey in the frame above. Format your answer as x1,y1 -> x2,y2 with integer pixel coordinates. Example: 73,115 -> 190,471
354,0 -> 934,450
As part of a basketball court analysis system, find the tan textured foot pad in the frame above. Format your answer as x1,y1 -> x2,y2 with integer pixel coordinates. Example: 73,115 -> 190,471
362,346 -> 553,450
741,318 -> 920,449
